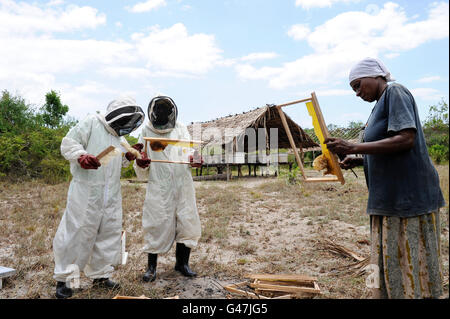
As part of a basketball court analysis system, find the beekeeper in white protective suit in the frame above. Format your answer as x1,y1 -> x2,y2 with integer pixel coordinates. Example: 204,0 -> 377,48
52,96 -> 145,299
134,95 -> 203,282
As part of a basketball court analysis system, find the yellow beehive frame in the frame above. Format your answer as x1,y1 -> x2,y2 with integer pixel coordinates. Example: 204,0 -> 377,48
275,92 -> 345,185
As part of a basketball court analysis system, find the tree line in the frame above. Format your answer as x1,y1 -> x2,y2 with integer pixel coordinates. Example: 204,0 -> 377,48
0,90 -> 448,184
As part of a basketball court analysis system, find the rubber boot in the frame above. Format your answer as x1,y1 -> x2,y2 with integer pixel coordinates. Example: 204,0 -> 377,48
143,253 -> 157,282
55,281 -> 73,299
174,243 -> 197,277
92,278 -> 120,289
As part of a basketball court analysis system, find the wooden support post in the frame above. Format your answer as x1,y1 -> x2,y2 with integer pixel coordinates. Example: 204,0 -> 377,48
276,106 -> 307,180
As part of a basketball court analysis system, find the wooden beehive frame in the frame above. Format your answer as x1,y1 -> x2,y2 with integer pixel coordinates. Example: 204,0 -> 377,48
224,273 -> 321,299
142,137 -> 203,165
275,92 -> 345,184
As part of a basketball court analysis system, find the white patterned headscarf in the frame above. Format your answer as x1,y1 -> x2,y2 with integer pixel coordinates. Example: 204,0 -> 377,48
349,57 -> 395,84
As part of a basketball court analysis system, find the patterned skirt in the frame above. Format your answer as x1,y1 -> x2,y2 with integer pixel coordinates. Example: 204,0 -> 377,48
369,211 -> 444,299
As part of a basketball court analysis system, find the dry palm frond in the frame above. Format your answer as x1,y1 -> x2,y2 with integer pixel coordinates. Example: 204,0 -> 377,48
317,238 -> 370,275
317,238 -> 367,263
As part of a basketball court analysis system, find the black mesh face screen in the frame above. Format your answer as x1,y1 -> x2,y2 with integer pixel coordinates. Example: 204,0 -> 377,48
105,106 -> 139,121
148,96 -> 178,132
107,106 -> 144,136
152,100 -> 174,125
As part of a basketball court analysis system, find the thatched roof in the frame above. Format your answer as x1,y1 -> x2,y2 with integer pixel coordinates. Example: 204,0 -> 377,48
187,104 -> 318,150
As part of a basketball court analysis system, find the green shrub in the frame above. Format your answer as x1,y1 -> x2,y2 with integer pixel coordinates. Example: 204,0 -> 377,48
423,99 -> 449,164
0,90 -> 74,183
429,144 -> 448,164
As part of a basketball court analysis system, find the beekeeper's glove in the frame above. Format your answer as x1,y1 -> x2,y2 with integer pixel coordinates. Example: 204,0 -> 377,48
189,151 -> 203,168
136,152 -> 151,168
78,154 -> 101,169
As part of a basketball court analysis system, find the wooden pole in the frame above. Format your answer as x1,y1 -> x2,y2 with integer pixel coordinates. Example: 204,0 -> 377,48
276,106 -> 307,180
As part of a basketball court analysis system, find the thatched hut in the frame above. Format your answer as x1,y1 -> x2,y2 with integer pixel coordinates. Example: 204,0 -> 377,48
187,104 -> 318,178
188,104 -> 317,151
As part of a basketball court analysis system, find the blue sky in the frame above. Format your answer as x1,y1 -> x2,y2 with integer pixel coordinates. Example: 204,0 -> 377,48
0,0 -> 448,137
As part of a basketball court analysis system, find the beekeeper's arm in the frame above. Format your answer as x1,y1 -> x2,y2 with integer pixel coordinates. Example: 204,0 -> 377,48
120,137 -> 134,168
60,115 -> 102,169
133,134 -> 150,179
60,116 -> 93,162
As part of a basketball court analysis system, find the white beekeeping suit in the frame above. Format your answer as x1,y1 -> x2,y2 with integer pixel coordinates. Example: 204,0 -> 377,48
53,96 -> 144,298
134,95 -> 201,282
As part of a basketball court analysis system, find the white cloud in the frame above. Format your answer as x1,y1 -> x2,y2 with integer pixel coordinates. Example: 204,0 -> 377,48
241,52 -> 278,62
60,81 -> 127,118
384,52 -> 400,59
417,76 -> 442,83
410,88 -> 443,101
238,2 -> 449,89
126,0 -> 166,13
287,24 -> 310,40
46,0 -> 64,6
0,0 -> 106,35
295,0 -> 360,10
0,37 -> 135,75
0,0 -> 224,116
99,66 -> 152,78
235,64 -> 282,81
133,23 -> 223,76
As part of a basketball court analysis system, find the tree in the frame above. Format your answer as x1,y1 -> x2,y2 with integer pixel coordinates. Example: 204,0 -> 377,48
423,98 -> 448,130
0,90 -> 75,183
327,123 -> 340,131
0,90 -> 36,134
347,120 -> 364,129
41,90 -> 69,128
423,99 -> 449,164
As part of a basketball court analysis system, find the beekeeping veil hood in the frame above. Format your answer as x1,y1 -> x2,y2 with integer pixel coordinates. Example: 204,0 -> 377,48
98,96 -> 145,136
147,95 -> 178,134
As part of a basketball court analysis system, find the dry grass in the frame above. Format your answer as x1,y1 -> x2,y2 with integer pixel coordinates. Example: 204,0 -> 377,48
0,165 -> 448,299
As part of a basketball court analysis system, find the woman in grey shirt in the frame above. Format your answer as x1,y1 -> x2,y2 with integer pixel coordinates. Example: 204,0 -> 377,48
325,57 -> 445,299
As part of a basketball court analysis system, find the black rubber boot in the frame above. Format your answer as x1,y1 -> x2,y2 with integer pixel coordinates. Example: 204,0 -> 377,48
143,253 -> 157,282
92,278 -> 120,289
174,243 -> 197,277
55,281 -> 73,299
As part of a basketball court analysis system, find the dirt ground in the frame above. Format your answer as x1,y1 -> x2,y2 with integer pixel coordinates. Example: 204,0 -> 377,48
0,165 -> 448,299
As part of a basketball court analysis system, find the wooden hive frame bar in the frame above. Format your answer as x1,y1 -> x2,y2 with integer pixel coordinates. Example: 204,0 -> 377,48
275,92 -> 345,185
224,274 -> 321,299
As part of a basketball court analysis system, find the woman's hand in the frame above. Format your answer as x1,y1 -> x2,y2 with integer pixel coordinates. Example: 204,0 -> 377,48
324,137 -> 356,155
339,156 -> 363,170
